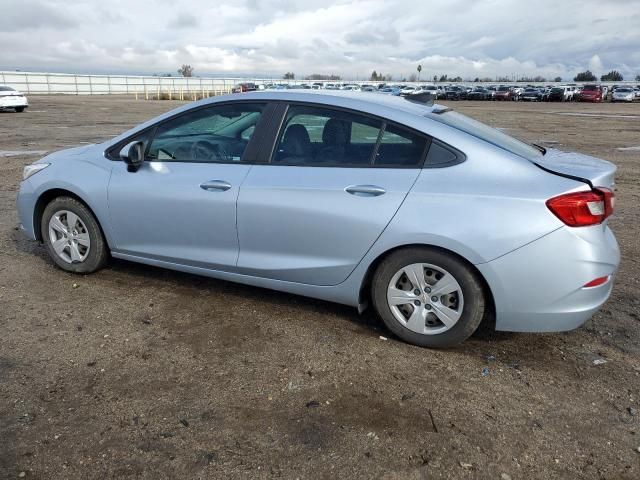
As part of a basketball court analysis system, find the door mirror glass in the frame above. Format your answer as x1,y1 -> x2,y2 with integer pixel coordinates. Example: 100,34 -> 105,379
120,140 -> 145,172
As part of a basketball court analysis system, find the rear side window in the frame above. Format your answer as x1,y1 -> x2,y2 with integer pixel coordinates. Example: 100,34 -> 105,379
271,104 -> 430,168
374,124 -> 429,167
424,140 -> 465,167
272,105 -> 383,166
427,110 -> 542,161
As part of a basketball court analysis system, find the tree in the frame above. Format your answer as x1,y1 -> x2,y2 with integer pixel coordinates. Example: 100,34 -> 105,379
370,70 -> 379,81
178,65 -> 193,77
554,76 -> 562,82
305,73 -> 341,81
573,70 -> 596,82
433,75 -> 438,83
417,64 -> 422,81
636,74 -> 640,81
600,70 -> 623,81
283,72 -> 295,80
438,74 -> 448,82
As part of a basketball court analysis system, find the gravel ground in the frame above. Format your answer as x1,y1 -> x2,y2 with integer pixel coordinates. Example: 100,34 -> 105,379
1,95 -> 639,480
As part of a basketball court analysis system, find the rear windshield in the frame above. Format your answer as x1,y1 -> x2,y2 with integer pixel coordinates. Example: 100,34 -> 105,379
583,85 -> 598,91
427,111 -> 542,161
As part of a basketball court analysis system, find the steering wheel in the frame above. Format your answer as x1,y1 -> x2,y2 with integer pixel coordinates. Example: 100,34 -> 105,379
189,140 -> 231,162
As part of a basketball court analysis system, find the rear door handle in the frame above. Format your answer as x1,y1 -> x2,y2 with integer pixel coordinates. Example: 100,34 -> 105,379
345,185 -> 386,197
200,180 -> 232,192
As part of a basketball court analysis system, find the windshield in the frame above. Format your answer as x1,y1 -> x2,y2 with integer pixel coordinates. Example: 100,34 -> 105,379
0,86 -> 16,91
497,86 -> 510,92
583,85 -> 598,91
428,111 -> 542,161
616,88 -> 631,92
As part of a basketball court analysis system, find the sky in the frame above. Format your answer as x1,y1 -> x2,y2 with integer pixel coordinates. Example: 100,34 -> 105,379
1,0 -> 639,80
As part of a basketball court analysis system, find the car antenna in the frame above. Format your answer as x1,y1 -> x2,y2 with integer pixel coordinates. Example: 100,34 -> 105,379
404,92 -> 434,106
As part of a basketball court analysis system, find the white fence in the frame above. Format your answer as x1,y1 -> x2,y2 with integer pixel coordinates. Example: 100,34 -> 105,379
0,71 -> 261,95
1,71 -> 635,95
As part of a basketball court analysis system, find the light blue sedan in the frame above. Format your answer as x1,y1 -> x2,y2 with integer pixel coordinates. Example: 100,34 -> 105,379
16,91 -> 619,347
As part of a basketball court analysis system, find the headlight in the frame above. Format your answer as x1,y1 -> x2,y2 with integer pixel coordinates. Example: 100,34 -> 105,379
23,163 -> 50,180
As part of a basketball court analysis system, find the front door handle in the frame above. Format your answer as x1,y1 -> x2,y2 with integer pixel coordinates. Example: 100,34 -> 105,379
200,180 -> 232,192
345,185 -> 386,197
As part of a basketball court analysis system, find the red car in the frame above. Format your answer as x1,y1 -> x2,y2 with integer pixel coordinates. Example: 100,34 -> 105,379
578,84 -> 603,102
232,82 -> 257,93
494,86 -> 515,101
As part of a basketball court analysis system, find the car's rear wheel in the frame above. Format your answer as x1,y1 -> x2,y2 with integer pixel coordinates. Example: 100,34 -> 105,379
15,107 -> 25,113
371,247 -> 485,348
41,196 -> 108,273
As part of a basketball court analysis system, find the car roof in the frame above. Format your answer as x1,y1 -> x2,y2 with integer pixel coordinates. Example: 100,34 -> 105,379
217,90 -> 439,116
106,90 -> 448,148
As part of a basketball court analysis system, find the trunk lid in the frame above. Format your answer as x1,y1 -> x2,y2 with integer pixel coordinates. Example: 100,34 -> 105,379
533,148 -> 616,188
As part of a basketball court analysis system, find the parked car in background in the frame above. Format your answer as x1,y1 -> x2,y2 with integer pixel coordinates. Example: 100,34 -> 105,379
467,87 -> 492,100
0,86 -> 28,112
494,86 -> 514,101
232,82 -> 257,93
379,86 -> 401,96
420,85 -> 442,99
578,84 -> 603,103
611,87 -> 635,103
400,86 -> 417,95
600,86 -> 608,100
548,86 -> 567,102
445,86 -> 467,100
520,88 -> 544,102
17,90 -> 619,348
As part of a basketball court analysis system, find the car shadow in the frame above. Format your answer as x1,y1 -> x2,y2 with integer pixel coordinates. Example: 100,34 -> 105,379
108,257 -> 384,333
10,231 -> 517,347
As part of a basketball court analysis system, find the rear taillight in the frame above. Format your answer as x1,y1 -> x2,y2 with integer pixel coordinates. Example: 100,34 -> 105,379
546,187 -> 614,227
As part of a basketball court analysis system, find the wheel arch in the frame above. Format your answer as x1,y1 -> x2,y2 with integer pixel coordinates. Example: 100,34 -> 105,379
358,243 -> 496,328
33,188 -> 109,247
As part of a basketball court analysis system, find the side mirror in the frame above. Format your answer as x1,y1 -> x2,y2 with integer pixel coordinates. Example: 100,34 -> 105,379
120,141 -> 145,172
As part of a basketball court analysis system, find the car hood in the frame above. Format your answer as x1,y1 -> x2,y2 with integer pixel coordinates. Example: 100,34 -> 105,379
37,144 -> 96,164
0,90 -> 23,97
533,148 -> 616,188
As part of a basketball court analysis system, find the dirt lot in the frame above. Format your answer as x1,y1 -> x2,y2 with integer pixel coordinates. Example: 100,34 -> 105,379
1,96 -> 639,479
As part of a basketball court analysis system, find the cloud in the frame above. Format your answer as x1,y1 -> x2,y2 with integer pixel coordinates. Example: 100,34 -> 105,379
168,13 -> 199,29
0,0 -> 78,32
0,0 -> 638,81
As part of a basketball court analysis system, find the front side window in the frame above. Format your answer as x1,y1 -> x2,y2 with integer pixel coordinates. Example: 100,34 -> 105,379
147,103 -> 265,163
272,106 -> 383,166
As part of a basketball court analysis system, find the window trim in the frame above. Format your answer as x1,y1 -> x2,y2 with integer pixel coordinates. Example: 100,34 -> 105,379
265,102 -> 433,169
104,100 -> 274,164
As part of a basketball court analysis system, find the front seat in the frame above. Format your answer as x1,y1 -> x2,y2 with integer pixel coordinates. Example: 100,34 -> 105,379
317,118 -> 350,163
276,124 -> 311,164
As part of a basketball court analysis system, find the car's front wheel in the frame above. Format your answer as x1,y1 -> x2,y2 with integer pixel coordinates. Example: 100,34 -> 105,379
41,196 -> 108,273
371,247 -> 486,348
15,107 -> 25,113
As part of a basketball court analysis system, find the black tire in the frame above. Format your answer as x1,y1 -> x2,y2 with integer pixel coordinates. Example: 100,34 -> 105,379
15,107 -> 25,113
41,196 -> 108,274
371,247 -> 485,348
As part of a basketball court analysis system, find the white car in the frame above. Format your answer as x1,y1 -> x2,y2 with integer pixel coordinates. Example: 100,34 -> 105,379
0,86 -> 28,112
400,85 -> 417,95
611,87 -> 635,103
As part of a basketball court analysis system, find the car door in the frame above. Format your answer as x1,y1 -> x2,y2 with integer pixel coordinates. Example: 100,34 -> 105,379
107,102 -> 270,270
236,103 -> 430,286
